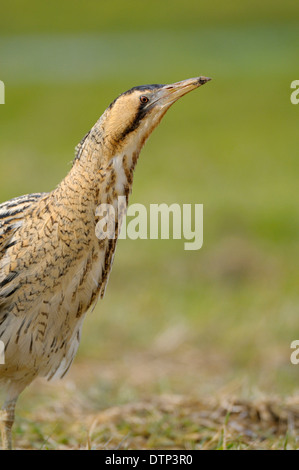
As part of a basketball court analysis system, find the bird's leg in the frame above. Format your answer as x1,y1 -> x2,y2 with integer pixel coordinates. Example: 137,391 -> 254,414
0,398 -> 17,450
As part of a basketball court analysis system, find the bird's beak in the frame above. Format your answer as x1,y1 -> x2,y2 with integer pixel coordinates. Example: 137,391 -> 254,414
157,76 -> 212,107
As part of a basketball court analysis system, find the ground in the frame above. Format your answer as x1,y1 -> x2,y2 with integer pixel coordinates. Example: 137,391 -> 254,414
13,353 -> 299,450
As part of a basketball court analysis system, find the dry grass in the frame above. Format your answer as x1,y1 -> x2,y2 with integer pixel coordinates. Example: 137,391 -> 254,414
12,355 -> 299,450
83,395 -> 299,450
16,392 -> 299,450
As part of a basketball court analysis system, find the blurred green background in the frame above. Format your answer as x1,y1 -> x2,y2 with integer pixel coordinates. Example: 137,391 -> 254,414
1,0 -> 299,402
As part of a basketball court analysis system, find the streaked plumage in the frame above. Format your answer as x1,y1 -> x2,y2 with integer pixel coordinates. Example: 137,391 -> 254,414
0,77 -> 211,449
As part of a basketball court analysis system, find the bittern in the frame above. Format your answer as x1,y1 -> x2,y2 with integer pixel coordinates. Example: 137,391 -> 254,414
0,76 -> 211,449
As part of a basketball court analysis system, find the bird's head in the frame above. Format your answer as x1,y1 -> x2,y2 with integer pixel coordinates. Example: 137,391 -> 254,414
101,76 -> 211,155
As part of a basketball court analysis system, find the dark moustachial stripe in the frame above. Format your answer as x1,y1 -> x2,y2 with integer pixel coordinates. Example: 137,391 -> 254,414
119,102 -> 148,140
119,85 -> 165,141
109,84 -> 165,142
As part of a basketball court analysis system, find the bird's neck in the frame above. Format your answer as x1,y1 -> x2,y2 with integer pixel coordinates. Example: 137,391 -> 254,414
54,128 -> 141,214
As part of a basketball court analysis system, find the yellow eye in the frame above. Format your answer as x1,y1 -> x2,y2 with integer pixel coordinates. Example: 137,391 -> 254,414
140,95 -> 149,104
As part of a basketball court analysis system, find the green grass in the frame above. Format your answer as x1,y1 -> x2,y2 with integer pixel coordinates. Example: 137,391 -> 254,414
0,0 -> 298,34
1,1 -> 299,449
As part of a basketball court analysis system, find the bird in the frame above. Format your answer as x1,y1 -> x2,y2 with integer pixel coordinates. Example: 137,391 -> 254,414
0,76 -> 211,449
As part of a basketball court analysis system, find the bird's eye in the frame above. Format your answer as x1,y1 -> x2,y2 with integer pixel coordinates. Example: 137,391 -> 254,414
140,95 -> 149,104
